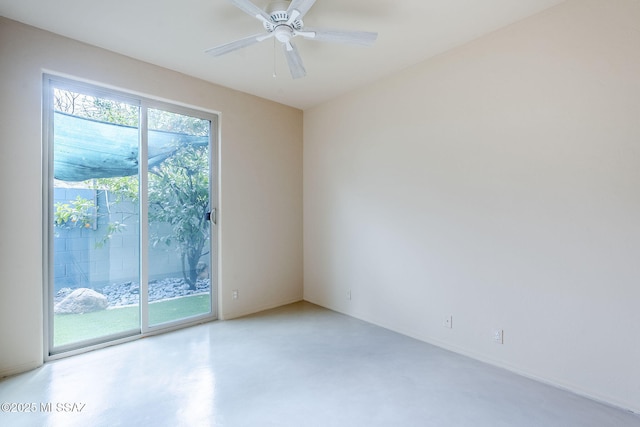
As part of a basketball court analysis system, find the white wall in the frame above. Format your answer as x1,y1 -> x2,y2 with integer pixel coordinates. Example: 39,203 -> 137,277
304,0 -> 640,413
0,17 -> 303,377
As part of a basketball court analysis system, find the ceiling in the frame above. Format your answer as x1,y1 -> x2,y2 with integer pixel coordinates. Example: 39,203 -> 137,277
0,0 -> 564,110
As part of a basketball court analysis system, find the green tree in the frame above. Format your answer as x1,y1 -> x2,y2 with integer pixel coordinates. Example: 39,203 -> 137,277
54,196 -> 96,229
148,143 -> 210,290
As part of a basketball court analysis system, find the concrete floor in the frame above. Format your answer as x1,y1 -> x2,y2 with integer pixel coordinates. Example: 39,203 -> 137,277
1,302 -> 638,427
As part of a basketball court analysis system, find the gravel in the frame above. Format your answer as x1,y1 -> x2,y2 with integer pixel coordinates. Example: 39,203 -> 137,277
54,278 -> 211,308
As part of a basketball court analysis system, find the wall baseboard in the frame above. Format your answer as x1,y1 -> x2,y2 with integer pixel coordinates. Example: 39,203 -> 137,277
0,360 -> 43,380
303,297 -> 639,416
222,296 -> 304,320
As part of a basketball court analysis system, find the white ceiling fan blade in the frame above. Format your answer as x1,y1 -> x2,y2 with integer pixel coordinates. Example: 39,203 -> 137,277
205,33 -> 267,56
286,0 -> 316,22
299,28 -> 378,46
229,0 -> 272,25
282,42 -> 306,79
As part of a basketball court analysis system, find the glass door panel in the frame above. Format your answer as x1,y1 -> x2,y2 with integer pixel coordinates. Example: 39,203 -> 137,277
146,108 -> 212,326
51,87 -> 141,350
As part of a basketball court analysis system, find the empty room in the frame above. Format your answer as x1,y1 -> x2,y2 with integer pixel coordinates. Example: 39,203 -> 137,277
1,0 -> 639,426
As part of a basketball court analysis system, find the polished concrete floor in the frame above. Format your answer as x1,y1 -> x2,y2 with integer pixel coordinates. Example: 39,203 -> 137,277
1,302 -> 638,427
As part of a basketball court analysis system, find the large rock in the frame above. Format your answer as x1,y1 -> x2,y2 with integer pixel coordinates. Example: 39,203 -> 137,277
54,288 -> 108,314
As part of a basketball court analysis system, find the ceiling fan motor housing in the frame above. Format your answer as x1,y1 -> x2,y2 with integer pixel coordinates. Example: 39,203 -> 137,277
263,0 -> 303,32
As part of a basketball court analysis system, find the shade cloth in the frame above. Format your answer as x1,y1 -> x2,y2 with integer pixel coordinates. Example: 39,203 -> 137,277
54,111 -> 208,181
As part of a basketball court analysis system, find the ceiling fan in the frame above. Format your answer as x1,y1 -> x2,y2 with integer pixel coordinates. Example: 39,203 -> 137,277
205,0 -> 378,79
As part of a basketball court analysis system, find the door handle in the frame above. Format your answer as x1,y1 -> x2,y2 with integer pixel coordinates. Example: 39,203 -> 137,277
205,209 -> 217,225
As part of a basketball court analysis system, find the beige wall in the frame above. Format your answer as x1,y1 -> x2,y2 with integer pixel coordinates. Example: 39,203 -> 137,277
304,0 -> 640,413
0,17 -> 303,376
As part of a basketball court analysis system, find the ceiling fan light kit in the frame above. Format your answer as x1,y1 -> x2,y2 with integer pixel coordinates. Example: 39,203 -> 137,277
205,0 -> 378,79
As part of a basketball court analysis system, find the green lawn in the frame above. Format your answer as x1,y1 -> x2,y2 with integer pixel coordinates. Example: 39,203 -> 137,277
54,294 -> 211,347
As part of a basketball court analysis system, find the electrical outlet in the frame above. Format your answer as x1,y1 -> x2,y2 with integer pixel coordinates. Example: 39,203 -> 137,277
232,289 -> 239,300
347,290 -> 351,300
443,315 -> 452,328
493,329 -> 504,344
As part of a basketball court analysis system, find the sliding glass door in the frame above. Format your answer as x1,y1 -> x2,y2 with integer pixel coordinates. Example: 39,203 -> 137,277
44,76 -> 217,355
